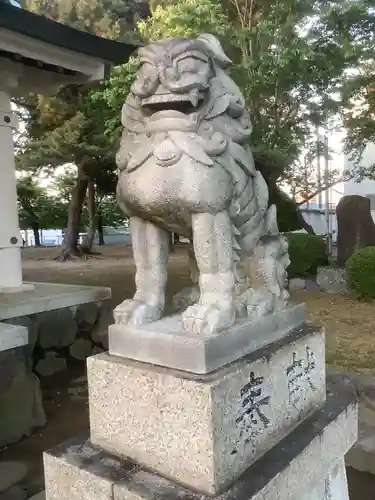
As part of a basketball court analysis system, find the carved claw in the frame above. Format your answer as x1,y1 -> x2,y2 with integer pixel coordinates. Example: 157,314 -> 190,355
113,299 -> 163,326
182,303 -> 236,335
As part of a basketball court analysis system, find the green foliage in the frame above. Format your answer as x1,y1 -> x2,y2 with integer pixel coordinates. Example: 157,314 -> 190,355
286,233 -> 328,278
18,0 -> 141,173
17,177 -> 67,230
97,196 -> 126,227
52,170 -> 126,229
93,57 -> 139,142
138,0 -> 229,40
346,247 -> 375,300
103,0 -> 354,173
18,0 -> 375,239
24,0 -> 146,42
313,0 -> 375,165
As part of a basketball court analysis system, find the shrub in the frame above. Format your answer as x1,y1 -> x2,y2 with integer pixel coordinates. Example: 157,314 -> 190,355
346,246 -> 375,300
286,233 -> 328,278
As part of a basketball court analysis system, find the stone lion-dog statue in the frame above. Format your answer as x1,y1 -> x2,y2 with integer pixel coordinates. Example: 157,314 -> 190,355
115,34 -> 290,335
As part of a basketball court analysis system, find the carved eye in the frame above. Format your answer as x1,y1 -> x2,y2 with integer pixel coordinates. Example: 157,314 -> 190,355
132,62 -> 158,96
177,57 -> 205,74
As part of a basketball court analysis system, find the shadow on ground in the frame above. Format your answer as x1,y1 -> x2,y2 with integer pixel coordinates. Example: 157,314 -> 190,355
348,467 -> 375,500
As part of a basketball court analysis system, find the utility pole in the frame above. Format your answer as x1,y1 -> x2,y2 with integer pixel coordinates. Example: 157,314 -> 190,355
316,124 -> 322,208
304,155 -> 309,208
323,130 -> 332,256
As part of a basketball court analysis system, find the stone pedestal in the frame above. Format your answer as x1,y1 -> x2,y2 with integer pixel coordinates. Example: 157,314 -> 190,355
90,325 -> 325,494
44,377 -> 357,500
43,307 -> 357,500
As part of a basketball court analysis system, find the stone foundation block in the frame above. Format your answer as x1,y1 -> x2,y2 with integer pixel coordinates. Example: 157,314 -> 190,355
0,346 -> 46,446
89,324 -> 326,494
44,377 -> 357,500
43,439 -> 131,500
109,303 -> 306,374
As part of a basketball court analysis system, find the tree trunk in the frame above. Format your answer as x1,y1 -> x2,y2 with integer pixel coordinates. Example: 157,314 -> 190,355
169,232 -> 175,253
80,175 -> 96,253
270,186 -> 315,234
59,158 -> 90,261
97,214 -> 105,245
31,222 -> 41,247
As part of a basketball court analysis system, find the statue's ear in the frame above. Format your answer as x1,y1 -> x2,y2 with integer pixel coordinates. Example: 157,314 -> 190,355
196,33 -> 232,68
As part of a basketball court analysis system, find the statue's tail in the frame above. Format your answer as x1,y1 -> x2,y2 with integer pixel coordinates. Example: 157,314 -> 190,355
226,147 -> 279,262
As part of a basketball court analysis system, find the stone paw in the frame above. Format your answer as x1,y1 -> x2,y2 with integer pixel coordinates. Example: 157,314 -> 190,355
113,299 -> 163,326
182,303 -> 236,335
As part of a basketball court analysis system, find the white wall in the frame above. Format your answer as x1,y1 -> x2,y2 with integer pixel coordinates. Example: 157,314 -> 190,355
343,142 -> 375,222
344,141 -> 375,196
300,209 -> 338,243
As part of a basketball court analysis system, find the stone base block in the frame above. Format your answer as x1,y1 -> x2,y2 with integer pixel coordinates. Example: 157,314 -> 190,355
0,346 -> 46,446
44,377 -> 357,500
317,266 -> 347,294
109,303 -> 306,374
89,324 -> 325,494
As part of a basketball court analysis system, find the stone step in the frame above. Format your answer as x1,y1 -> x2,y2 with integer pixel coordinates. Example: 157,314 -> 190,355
0,322 -> 28,352
89,323 -> 326,494
0,282 -> 110,321
43,376 -> 357,500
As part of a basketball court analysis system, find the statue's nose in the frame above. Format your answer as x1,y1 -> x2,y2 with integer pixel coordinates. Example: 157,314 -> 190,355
159,65 -> 179,87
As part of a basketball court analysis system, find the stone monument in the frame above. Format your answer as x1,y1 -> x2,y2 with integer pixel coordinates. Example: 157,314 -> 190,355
336,195 -> 375,267
43,35 -> 358,500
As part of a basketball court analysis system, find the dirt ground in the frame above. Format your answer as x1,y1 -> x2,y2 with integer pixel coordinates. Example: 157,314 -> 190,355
21,244 -> 192,314
1,244 -> 375,498
21,244 -> 375,373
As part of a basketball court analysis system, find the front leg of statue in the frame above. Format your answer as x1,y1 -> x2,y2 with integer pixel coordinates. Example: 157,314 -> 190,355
114,217 -> 170,326
182,211 -> 236,334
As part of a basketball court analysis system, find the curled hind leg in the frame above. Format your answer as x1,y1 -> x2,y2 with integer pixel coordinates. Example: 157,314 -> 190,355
244,234 -> 290,317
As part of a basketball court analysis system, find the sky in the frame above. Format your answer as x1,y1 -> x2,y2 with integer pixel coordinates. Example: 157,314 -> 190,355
325,129 -> 345,204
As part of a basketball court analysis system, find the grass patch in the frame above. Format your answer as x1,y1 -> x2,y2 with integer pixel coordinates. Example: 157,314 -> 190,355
292,290 -> 375,374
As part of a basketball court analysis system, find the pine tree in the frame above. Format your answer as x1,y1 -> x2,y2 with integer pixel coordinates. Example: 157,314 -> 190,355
17,0 -> 144,259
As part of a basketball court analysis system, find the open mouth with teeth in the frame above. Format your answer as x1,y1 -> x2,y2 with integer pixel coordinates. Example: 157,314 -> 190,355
141,91 -> 205,115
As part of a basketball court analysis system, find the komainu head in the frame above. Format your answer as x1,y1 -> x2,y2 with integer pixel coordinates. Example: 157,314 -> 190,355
126,34 -> 247,125
132,34 -> 231,113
